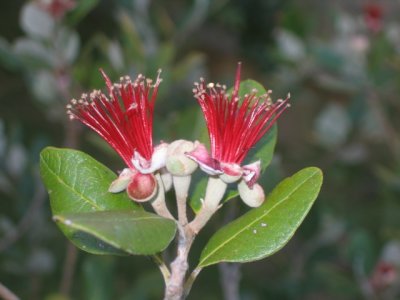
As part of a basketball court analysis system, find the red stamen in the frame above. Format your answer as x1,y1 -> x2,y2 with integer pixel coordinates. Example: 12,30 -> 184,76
67,70 -> 160,168
194,65 -> 290,165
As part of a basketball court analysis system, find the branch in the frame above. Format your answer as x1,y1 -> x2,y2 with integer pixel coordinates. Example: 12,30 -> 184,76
0,282 -> 19,300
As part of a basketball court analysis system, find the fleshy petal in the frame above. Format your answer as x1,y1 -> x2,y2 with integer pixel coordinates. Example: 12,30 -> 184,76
108,168 -> 136,193
238,180 -> 265,208
132,143 -> 168,174
219,162 -> 243,183
148,142 -> 168,172
221,162 -> 242,176
242,160 -> 261,188
185,143 -> 222,175
131,151 -> 151,173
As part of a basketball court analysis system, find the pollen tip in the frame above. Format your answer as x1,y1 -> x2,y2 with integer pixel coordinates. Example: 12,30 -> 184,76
129,103 -> 138,110
207,82 -> 215,88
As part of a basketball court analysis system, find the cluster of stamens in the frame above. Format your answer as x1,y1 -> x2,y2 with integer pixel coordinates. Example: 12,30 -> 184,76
193,72 -> 291,164
66,70 -> 162,167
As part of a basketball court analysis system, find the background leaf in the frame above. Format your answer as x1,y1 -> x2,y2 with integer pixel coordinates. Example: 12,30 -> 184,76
67,0 -> 100,25
198,167 -> 323,267
40,147 -> 139,255
54,211 -> 177,255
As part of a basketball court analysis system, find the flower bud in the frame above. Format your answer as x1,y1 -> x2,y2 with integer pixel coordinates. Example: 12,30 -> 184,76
127,173 -> 157,202
166,140 -> 198,176
238,180 -> 265,207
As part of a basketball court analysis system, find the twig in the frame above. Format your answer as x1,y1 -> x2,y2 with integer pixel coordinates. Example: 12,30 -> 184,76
189,177 -> 227,234
0,175 -> 46,253
366,84 -> 400,160
59,242 -> 78,296
219,263 -> 241,300
0,282 -> 20,300
152,174 -> 175,220
164,224 -> 195,300
219,201 -> 241,300
183,267 -> 202,298
173,176 -> 191,225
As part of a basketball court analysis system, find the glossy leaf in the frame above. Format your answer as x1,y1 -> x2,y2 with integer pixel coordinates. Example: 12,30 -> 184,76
40,147 -> 139,255
198,167 -> 323,267
54,211 -> 177,255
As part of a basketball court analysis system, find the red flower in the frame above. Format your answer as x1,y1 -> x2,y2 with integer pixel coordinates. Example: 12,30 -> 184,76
364,4 -> 383,33
67,70 -> 167,201
38,0 -> 76,19
187,63 -> 289,187
370,261 -> 397,291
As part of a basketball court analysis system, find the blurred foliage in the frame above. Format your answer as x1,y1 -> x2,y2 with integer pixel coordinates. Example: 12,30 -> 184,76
1,0 -> 400,299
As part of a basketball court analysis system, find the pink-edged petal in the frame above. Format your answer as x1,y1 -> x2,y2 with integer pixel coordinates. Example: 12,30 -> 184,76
219,162 -> 243,183
185,143 -> 222,175
147,142 -> 168,173
220,162 -> 242,176
242,160 -> 261,188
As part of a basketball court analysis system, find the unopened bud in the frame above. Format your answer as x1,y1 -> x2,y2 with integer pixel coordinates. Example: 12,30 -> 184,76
238,180 -> 265,207
127,173 -> 157,202
166,140 -> 198,176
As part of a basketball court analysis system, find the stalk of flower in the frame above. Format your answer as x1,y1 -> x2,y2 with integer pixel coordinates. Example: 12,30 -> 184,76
187,63 -> 290,233
66,69 -> 172,218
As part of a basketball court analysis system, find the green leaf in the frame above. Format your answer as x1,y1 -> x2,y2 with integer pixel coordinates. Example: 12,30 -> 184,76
54,211 -> 177,255
198,167 -> 323,267
189,177 -> 207,214
67,0 -> 99,25
40,147 -> 140,254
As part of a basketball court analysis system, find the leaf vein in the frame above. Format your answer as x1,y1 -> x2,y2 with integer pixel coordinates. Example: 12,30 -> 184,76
199,170 -> 320,265
41,157 -> 102,210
